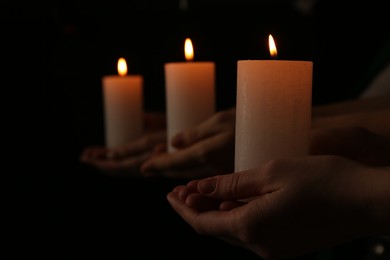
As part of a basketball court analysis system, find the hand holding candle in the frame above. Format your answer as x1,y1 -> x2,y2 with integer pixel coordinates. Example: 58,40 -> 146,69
235,34 -> 313,171
164,38 -> 216,152
102,57 -> 144,148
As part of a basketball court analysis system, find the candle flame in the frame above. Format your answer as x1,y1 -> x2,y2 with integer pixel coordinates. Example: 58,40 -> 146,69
268,34 -> 278,59
117,57 -> 128,76
184,38 -> 194,61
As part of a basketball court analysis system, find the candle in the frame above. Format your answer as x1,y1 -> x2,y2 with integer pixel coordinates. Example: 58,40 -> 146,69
165,38 -> 216,152
235,34 -> 313,172
102,57 -> 143,148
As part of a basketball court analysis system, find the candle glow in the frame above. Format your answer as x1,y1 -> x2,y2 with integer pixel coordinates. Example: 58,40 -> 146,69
102,57 -> 144,148
117,57 -> 128,76
235,36 -> 313,171
184,38 -> 194,61
268,34 -> 278,58
164,37 -> 216,152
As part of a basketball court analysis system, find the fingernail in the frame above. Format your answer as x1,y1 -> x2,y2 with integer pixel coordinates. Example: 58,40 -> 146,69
198,178 -> 216,195
187,180 -> 199,188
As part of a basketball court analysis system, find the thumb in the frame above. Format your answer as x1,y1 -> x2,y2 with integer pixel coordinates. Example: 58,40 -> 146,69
197,168 -> 270,201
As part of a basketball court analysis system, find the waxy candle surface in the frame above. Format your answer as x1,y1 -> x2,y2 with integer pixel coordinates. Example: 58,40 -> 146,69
235,60 -> 313,171
165,38 -> 215,152
102,58 -> 143,148
165,62 -> 215,152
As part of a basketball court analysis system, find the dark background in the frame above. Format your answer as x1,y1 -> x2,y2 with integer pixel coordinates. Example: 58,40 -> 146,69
6,0 -> 389,258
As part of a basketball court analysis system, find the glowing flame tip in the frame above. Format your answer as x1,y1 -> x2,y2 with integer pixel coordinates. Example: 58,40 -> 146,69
117,57 -> 128,76
268,34 -> 278,59
184,38 -> 194,61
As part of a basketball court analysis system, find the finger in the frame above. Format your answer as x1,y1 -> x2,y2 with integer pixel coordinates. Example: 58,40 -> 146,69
115,132 -> 166,157
310,126 -> 390,166
128,132 -> 166,154
80,147 -> 108,161
219,200 -> 247,211
140,131 -> 234,179
177,181 -> 199,200
152,143 -> 167,155
170,182 -> 205,203
167,190 -> 237,237
172,111 -> 230,148
90,152 -> 150,177
140,148 -> 202,174
197,168 -> 274,201
142,133 -> 231,174
185,193 -> 223,211
118,152 -> 150,171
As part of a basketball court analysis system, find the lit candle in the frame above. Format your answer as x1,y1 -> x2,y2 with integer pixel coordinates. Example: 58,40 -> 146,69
102,57 -> 143,148
165,38 -> 216,152
235,34 -> 313,171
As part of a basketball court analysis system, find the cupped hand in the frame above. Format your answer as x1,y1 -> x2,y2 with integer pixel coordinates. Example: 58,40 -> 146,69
140,108 -> 236,179
80,131 -> 166,177
310,126 -> 390,166
80,112 -> 166,177
167,155 -> 387,259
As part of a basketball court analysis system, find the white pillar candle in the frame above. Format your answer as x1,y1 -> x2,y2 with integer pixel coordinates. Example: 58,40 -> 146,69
235,35 -> 313,172
102,57 -> 143,148
165,38 -> 216,152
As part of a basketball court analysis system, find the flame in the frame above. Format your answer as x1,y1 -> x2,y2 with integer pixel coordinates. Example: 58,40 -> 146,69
184,38 -> 194,61
268,34 -> 278,59
117,57 -> 128,76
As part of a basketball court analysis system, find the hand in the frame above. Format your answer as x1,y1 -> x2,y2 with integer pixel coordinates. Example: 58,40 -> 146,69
167,155 -> 390,259
140,108 -> 236,179
80,112 -> 166,177
310,126 -> 390,166
80,131 -> 166,177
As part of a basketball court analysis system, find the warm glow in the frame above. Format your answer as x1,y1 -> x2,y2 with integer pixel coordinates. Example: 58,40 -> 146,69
184,38 -> 194,61
268,34 -> 278,59
117,57 -> 128,76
